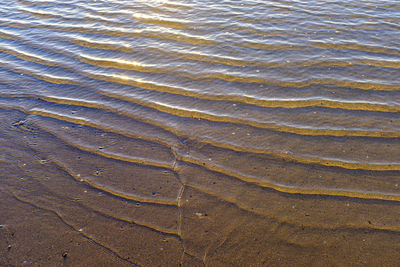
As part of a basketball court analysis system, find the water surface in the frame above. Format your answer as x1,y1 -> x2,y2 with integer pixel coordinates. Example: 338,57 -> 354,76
0,0 -> 399,266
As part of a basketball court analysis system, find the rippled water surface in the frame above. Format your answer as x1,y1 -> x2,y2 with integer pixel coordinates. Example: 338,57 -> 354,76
0,0 -> 399,265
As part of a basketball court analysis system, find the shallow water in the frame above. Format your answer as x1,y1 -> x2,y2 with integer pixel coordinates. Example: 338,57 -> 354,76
0,0 -> 399,266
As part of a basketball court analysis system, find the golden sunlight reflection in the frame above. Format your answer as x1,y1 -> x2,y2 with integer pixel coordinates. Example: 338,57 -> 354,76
112,74 -> 131,81
80,54 -> 155,67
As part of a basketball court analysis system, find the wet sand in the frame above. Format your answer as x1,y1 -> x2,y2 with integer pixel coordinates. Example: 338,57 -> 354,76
1,104 -> 400,266
1,0 -> 400,266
